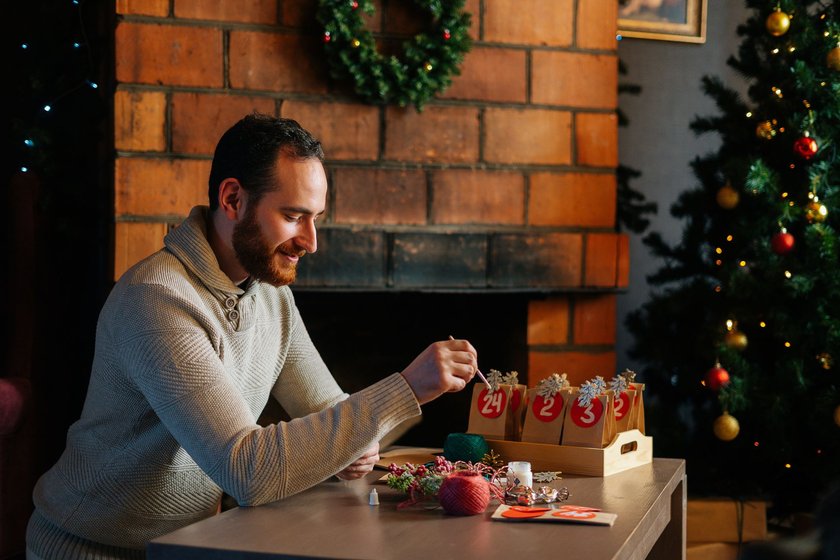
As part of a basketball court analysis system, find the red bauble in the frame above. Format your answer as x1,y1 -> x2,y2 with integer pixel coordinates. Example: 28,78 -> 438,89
705,363 -> 730,391
793,136 -> 818,159
771,231 -> 795,255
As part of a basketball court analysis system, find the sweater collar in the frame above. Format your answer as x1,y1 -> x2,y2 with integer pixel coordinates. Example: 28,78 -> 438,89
165,206 -> 248,296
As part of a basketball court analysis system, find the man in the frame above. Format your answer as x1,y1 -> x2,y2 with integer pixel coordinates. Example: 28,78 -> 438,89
26,114 -> 479,559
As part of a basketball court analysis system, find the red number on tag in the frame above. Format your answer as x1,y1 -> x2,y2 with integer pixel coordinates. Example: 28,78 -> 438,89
614,391 -> 630,420
570,398 -> 603,427
479,388 -> 507,419
531,394 -> 564,422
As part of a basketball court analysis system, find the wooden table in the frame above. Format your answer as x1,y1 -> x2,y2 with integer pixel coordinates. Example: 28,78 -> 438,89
148,458 -> 686,560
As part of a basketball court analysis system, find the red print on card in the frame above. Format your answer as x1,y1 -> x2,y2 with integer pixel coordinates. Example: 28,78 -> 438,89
613,391 -> 630,420
531,394 -> 564,422
570,398 -> 603,428
552,510 -> 597,520
478,388 -> 507,419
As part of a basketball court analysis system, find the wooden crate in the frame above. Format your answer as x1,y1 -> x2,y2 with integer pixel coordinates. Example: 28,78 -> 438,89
486,429 -> 652,477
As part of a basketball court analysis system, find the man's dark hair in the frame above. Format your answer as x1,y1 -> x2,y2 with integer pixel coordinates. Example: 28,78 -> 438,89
208,113 -> 324,210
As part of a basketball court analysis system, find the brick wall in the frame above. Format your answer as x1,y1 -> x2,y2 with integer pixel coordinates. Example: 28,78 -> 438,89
113,0 -> 626,385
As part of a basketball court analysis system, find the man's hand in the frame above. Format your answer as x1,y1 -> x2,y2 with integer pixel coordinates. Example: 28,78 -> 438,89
400,338 -> 479,405
335,442 -> 380,480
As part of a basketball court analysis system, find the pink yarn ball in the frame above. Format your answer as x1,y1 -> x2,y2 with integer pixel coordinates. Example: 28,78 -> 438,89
437,471 -> 490,516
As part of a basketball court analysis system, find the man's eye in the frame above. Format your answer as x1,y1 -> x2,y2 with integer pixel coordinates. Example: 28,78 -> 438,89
285,215 -> 302,222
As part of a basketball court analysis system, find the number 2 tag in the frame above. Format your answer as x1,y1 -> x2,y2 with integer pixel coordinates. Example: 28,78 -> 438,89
613,391 -> 630,420
478,388 -> 507,419
531,394 -> 564,422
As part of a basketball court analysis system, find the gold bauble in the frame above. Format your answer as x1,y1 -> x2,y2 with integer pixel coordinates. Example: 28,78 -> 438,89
714,412 -> 740,441
766,9 -> 791,37
817,352 -> 833,370
725,330 -> 748,351
828,47 -> 840,71
805,201 -> 828,223
756,120 -> 777,140
716,184 -> 740,210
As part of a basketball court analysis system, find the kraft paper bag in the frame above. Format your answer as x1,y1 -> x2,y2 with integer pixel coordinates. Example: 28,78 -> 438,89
561,390 -> 617,448
467,383 -> 512,439
613,386 -> 637,433
520,386 -> 572,444
628,382 -> 646,434
505,383 -> 528,441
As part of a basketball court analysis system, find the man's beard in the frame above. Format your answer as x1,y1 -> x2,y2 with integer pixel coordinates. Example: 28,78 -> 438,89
232,207 -> 304,287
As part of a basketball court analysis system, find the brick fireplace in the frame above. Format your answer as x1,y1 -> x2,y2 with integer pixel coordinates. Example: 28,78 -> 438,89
112,0 -> 626,441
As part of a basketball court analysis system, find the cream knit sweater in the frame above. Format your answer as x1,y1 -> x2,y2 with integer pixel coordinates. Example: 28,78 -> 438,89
27,206 -> 421,558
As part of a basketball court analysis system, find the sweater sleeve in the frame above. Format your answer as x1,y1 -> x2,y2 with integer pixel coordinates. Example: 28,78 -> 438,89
120,283 -> 421,506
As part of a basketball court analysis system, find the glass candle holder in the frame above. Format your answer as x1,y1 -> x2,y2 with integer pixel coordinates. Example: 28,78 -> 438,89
507,461 -> 532,489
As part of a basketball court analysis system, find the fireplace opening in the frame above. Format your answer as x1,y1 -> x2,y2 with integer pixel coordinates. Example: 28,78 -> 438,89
290,291 -> 529,448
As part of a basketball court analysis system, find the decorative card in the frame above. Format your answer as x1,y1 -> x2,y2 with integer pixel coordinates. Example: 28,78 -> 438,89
491,504 -> 618,526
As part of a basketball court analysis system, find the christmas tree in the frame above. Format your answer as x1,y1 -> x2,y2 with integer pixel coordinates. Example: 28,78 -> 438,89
627,0 -> 840,516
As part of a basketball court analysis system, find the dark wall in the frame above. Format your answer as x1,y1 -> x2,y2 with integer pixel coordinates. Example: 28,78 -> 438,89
617,1 -> 751,369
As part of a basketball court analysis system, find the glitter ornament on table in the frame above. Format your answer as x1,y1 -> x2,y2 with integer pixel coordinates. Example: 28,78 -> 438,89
534,471 -> 562,483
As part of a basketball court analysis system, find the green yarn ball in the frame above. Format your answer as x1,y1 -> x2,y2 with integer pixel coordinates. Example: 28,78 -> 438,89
443,433 -> 489,463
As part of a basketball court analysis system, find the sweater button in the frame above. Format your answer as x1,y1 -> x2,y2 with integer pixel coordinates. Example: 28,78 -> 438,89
224,297 -> 236,309
228,309 -> 240,322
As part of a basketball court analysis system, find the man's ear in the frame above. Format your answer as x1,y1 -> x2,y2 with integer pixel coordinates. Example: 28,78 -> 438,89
218,178 -> 245,220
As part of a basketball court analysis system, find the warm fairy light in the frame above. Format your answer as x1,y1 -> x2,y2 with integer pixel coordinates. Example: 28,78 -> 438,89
772,87 -> 783,97
714,285 -> 722,293
785,463 -> 792,469
715,259 -> 722,266
772,48 -> 780,54
808,192 -> 816,199
785,341 -> 792,347
789,164 -> 796,169
821,81 -> 827,86
789,46 -> 796,52
781,192 -> 789,198
726,319 -> 734,331
746,111 -> 753,117
726,235 -> 734,241
825,31 -> 831,36
785,270 -> 792,278
739,260 -> 747,267
716,247 -> 723,254
760,321 -> 767,328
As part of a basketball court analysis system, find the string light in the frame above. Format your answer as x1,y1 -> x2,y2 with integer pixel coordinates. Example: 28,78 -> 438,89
759,321 -> 767,328
785,341 -> 792,347
784,270 -> 793,278
739,260 -> 747,267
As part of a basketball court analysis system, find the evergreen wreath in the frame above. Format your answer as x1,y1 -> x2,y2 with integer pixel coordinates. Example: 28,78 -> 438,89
316,0 -> 471,110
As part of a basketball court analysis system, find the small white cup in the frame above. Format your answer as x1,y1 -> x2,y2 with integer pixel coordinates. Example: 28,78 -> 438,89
507,461 -> 532,489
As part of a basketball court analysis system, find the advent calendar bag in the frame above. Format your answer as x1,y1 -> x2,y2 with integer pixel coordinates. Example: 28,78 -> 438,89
520,386 -> 572,444
505,383 -> 528,441
561,389 -> 617,448
612,385 -> 637,433
467,384 -> 513,439
628,382 -> 646,434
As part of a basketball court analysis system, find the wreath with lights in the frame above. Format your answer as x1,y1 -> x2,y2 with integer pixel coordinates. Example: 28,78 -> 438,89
316,0 -> 471,110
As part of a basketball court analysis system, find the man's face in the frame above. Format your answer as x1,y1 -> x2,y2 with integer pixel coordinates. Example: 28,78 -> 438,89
232,155 -> 327,287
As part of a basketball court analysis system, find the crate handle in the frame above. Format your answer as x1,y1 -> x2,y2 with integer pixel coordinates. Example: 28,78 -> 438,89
620,440 -> 638,455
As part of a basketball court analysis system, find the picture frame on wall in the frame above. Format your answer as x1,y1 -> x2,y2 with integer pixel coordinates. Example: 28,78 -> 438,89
618,0 -> 707,44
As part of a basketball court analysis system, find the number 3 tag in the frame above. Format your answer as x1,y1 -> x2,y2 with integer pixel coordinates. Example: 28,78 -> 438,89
570,398 -> 603,428
531,394 -> 564,422
478,388 -> 507,419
